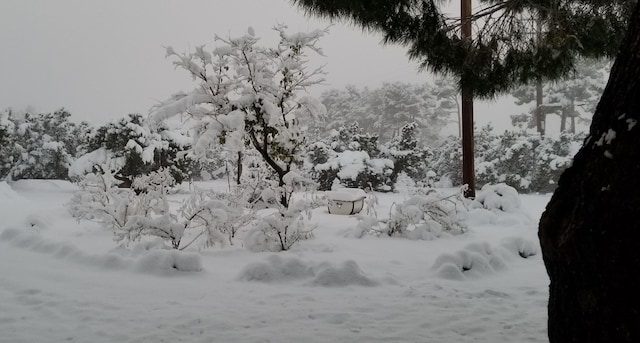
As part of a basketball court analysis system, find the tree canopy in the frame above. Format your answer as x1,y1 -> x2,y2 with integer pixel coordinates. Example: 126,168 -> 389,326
292,0 -> 634,97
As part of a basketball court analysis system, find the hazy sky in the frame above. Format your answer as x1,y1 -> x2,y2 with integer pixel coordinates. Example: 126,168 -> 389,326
0,0 -> 518,131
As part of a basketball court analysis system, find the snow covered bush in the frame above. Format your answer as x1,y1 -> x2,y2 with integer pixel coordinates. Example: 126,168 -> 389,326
309,123 -> 394,191
150,25 -> 327,208
74,114 -> 197,187
430,126 -> 580,193
179,186 -> 256,247
386,188 -> 467,240
244,172 -> 317,252
356,187 -> 467,240
67,169 -> 244,250
5,109 -> 86,181
66,171 -> 141,231
472,183 -> 521,213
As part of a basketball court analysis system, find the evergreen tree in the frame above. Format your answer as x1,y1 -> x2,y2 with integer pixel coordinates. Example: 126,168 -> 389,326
10,109 -> 77,180
511,58 -> 611,134
384,122 -> 429,184
84,114 -> 196,187
0,109 -> 17,179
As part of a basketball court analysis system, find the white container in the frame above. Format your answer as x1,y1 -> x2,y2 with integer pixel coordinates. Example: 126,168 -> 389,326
325,188 -> 367,215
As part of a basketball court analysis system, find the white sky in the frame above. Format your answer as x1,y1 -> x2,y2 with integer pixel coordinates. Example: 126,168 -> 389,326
0,0 -> 518,132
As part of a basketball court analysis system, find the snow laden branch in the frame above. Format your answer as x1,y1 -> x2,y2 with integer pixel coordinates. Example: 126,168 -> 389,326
150,25 -> 327,207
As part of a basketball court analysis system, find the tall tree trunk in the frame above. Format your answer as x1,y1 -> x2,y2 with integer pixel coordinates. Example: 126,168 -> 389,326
559,109 -> 567,132
570,115 -> 576,134
536,77 -> 545,135
539,4 -> 640,342
236,151 -> 243,185
461,0 -> 475,198
535,16 -> 545,136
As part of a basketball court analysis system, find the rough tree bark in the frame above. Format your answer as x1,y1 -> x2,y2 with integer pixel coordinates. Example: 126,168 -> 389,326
539,3 -> 640,342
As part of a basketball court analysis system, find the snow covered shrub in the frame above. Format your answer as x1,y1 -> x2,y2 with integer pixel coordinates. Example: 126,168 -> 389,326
179,187 -> 256,247
386,188 -> 467,240
76,114 -> 197,187
66,172 -> 141,231
8,109 -> 81,180
309,123 -> 394,191
472,183 -> 521,213
67,170 -> 238,250
244,197 -> 315,252
244,173 -> 317,252
475,130 -> 539,191
355,187 -> 467,240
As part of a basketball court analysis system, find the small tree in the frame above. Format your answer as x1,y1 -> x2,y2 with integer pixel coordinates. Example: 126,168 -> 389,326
151,26 -> 327,207
383,122 -> 429,185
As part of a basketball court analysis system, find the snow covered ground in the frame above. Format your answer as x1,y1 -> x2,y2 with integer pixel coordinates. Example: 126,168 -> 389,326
0,180 -> 551,343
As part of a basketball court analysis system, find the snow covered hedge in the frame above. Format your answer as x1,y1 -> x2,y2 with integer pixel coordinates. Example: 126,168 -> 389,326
431,127 -> 582,193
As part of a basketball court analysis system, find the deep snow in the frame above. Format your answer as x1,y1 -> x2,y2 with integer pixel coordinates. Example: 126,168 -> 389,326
0,180 -> 551,343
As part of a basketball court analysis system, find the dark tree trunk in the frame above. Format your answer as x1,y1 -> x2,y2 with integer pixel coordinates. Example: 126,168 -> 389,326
539,4 -> 640,342
536,77 -> 545,135
461,0 -> 475,198
236,151 -> 243,185
559,109 -> 567,132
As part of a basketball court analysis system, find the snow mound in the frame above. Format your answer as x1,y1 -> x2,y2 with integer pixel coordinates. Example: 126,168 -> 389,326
432,239 -> 540,280
466,207 -> 533,227
0,181 -> 23,200
0,228 -> 201,274
238,255 -> 314,282
310,260 -> 378,287
432,242 -> 509,281
472,183 -> 521,212
133,249 -> 202,273
238,255 -> 379,287
10,179 -> 78,192
500,237 -> 538,258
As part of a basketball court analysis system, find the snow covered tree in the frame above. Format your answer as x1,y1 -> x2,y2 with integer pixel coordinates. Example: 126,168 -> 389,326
293,0 -> 631,198
0,109 -> 17,179
383,122 -> 429,186
309,122 -> 394,191
318,83 -> 449,143
10,109 -> 77,180
367,82 -> 439,142
75,113 -> 196,187
511,58 -> 611,134
433,77 -> 461,137
316,85 -> 366,137
151,26 -> 327,207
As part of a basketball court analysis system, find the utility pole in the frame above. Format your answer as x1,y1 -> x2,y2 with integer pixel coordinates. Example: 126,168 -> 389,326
461,0 -> 475,198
